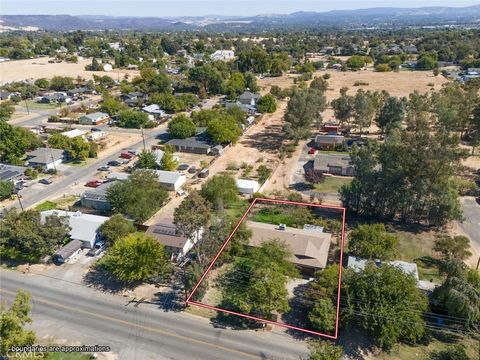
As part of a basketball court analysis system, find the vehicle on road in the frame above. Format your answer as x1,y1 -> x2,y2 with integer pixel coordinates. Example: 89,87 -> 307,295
39,178 -> 53,185
107,160 -> 122,167
91,127 -> 103,132
85,179 -> 104,188
199,168 -> 209,178
120,152 -> 134,159
98,165 -> 111,171
88,241 -> 106,256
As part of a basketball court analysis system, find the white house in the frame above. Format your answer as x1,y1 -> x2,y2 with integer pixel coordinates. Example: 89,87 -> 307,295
26,148 -> 65,171
236,179 -> 260,195
61,129 -> 87,139
210,50 -> 235,61
41,210 -> 109,248
78,112 -> 110,125
153,170 -> 186,191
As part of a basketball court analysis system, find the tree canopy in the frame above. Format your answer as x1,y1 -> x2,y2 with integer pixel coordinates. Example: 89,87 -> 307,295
256,93 -> 277,113
99,214 -> 136,246
348,224 -> 398,260
200,174 -> 238,209
168,114 -> 196,139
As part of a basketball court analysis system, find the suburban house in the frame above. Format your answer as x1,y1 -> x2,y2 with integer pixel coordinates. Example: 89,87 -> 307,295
67,87 -> 92,98
0,91 -> 15,101
38,92 -> 71,104
347,256 -> 438,291
225,101 -> 257,114
78,112 -> 110,125
80,181 -> 116,211
153,170 -> 186,191
120,92 -> 147,107
26,148 -> 65,171
53,239 -> 83,264
142,104 -> 166,119
166,136 -> 213,155
0,164 -> 27,182
61,129 -> 87,139
238,91 -> 261,106
146,222 -> 202,261
314,134 -> 345,150
246,221 -> 332,274
313,153 -> 354,176
323,124 -> 341,135
41,210 -> 109,249
236,179 -> 260,195
210,50 -> 235,61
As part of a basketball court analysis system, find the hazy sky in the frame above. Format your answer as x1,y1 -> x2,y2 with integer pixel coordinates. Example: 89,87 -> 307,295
2,0 -> 480,17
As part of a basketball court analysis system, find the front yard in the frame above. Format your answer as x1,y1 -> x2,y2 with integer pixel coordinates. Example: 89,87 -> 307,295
314,176 -> 352,194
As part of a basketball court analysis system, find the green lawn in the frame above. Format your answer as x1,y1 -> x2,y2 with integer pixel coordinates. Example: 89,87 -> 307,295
35,200 -> 58,211
314,176 -> 352,194
24,100 -> 60,110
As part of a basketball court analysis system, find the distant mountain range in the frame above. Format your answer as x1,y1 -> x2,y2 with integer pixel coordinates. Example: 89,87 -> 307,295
1,5 -> 480,31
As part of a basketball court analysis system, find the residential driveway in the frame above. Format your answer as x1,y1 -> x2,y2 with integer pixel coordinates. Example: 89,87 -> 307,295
459,197 -> 480,256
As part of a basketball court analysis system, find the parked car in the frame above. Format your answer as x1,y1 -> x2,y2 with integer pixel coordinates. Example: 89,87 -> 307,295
85,179 -> 104,188
188,166 -> 197,174
39,178 -> 53,185
308,148 -> 316,155
199,168 -> 209,178
91,127 -> 102,132
107,160 -> 122,167
177,164 -> 189,171
120,152 -> 134,159
125,148 -> 139,155
87,241 -> 106,256
98,165 -> 111,171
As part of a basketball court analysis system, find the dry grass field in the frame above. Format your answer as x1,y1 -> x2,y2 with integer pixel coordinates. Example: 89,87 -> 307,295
0,57 -> 140,84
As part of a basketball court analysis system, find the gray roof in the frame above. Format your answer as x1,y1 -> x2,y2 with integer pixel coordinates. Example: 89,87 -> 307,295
41,210 -> 109,246
315,135 -> 345,144
166,137 -> 212,150
82,181 -> 116,201
27,148 -> 65,165
54,239 -> 83,260
80,112 -> 109,121
0,164 -> 27,181
314,154 -> 352,171
239,91 -> 260,101
153,170 -> 185,185
146,223 -> 189,249
347,256 -> 419,280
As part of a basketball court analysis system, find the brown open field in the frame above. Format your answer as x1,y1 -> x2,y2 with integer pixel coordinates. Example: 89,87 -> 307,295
0,57 -> 140,84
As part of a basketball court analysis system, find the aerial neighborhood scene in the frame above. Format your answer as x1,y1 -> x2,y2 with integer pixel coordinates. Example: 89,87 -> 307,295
1,0 -> 480,359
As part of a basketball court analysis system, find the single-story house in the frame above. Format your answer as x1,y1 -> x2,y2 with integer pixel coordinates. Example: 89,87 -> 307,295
0,91 -> 14,101
146,222 -> 202,261
313,153 -> 354,176
166,137 -> 213,155
87,131 -> 107,141
142,104 -> 166,118
80,181 -> 116,211
239,91 -> 261,106
52,239 -> 83,264
26,148 -> 65,171
152,150 -> 180,166
41,210 -> 109,248
403,45 -> 418,54
210,50 -> 235,61
246,221 -> 332,274
0,164 -> 27,181
67,87 -> 92,97
314,135 -> 345,150
78,112 -> 110,125
225,101 -> 256,114
323,124 -> 341,135
39,93 -> 71,104
120,92 -> 147,102
61,129 -> 87,139
153,170 -> 186,191
347,256 -> 438,291
236,179 -> 260,195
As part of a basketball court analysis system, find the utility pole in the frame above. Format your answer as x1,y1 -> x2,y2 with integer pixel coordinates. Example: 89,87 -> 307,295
46,142 -> 58,173
15,189 -> 24,211
24,98 -> 30,114
476,256 -> 480,271
141,127 -> 146,151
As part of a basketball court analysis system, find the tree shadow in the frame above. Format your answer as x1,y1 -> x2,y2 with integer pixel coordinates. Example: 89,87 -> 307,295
209,301 -> 267,331
337,325 -> 377,360
240,124 -> 285,154
83,264 -> 139,294
283,282 -> 315,340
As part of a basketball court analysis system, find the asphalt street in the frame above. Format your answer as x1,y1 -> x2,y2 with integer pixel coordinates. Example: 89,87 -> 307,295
0,270 -> 309,360
459,197 -> 480,257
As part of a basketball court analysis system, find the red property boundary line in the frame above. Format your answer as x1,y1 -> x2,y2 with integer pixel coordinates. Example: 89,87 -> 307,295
186,197 -> 346,339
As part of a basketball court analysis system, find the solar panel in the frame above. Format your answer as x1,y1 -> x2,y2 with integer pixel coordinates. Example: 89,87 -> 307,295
0,170 -> 19,181
153,225 -> 177,236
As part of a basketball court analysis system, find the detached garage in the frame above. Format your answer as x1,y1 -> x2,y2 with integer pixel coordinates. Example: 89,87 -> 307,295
53,239 -> 83,264
236,179 -> 260,195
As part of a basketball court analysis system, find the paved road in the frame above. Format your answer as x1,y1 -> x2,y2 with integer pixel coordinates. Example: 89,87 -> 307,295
5,126 -> 166,211
459,197 -> 480,256
0,270 -> 308,360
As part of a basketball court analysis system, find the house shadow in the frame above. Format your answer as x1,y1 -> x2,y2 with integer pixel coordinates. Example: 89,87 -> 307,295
83,265 -> 139,294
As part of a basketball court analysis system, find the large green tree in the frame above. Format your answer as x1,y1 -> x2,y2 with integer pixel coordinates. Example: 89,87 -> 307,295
200,174 -> 238,209
0,180 -> 15,201
0,122 -> 42,164
107,170 -> 169,223
307,340 -> 343,360
168,114 -> 196,139
343,263 -> 428,350
256,93 -> 277,113
220,240 -> 298,318
100,232 -> 171,282
433,235 -> 472,261
0,290 -> 36,356
99,214 -> 136,246
331,87 -> 354,125
348,224 -> 398,260
137,150 -> 158,170
118,109 -> 150,129
206,115 -> 242,144
376,96 -> 405,134
0,209 -> 70,262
